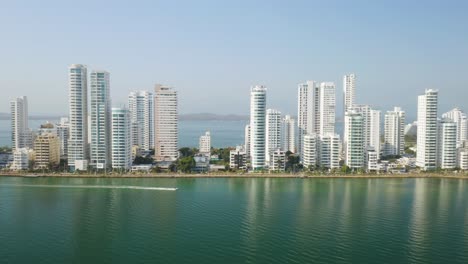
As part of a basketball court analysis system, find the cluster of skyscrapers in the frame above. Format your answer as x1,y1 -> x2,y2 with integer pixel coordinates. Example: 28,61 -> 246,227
245,74 -> 468,172
8,66 -> 468,172
10,64 -> 179,171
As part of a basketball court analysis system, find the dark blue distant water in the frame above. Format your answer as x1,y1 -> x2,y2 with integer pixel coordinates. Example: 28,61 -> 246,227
0,120 -> 247,148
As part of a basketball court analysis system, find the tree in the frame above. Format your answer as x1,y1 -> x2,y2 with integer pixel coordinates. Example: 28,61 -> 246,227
177,157 -> 195,173
179,147 -> 198,158
341,165 -> 351,174
133,155 -> 154,165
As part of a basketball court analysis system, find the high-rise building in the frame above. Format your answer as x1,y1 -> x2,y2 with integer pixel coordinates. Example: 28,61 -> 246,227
10,96 -> 32,151
297,81 -> 317,157
266,109 -> 282,164
244,124 -> 251,158
128,91 -> 154,152
318,82 -> 336,136
416,89 -> 439,170
90,70 -> 111,169
154,84 -> 178,161
250,85 -> 267,170
318,134 -> 341,169
282,115 -> 295,153
344,110 -> 365,169
438,120 -> 457,169
34,134 -> 60,169
350,105 -> 381,159
343,74 -> 356,112
199,131 -> 211,155
68,64 -> 89,170
384,107 -> 406,156
111,108 -> 132,170
442,108 -> 467,147
56,118 -> 70,159
302,134 -> 317,169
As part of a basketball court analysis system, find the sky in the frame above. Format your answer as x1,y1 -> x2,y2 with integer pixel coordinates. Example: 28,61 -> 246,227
1,0 -> 468,121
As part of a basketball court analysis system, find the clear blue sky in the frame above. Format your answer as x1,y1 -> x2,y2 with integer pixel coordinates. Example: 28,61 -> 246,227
1,0 -> 468,120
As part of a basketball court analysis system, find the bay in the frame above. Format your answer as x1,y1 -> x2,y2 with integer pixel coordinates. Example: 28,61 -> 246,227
0,177 -> 467,263
0,120 -> 247,148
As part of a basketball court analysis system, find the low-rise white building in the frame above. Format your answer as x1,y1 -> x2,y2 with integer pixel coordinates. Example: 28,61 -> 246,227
10,148 -> 30,171
230,145 -> 247,170
458,149 -> 468,170
366,148 -> 379,171
318,134 -> 341,169
269,149 -> 286,171
199,131 -> 211,155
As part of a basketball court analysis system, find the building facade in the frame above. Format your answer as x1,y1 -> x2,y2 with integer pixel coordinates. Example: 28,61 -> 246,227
344,110 -> 365,169
384,107 -> 405,156
154,84 -> 178,161
442,108 -> 467,148
416,89 -> 439,170
199,131 -> 211,155
318,134 -> 341,169
111,108 -> 132,170
250,85 -> 267,170
297,81 -> 317,157
230,145 -> 247,170
128,91 -> 154,152
34,134 -> 60,169
343,74 -> 356,113
318,82 -> 336,136
302,134 -> 317,170
90,70 -> 111,169
68,64 -> 89,170
266,109 -> 282,164
10,96 -> 31,151
281,115 -> 295,153
438,120 -> 457,169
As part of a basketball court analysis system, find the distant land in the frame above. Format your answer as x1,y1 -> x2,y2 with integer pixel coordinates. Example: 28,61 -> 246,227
0,112 -> 250,121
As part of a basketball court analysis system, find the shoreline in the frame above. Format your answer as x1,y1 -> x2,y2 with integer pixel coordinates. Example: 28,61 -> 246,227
1,172 -> 468,180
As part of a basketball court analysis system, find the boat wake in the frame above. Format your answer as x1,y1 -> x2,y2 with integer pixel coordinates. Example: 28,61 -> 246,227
0,184 -> 178,191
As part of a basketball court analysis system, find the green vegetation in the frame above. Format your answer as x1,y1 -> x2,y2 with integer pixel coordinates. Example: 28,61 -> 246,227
0,146 -> 12,154
133,155 -> 154,165
176,156 -> 196,173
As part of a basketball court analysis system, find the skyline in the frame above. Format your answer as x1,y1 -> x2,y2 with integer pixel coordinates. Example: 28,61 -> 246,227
1,1 -> 468,120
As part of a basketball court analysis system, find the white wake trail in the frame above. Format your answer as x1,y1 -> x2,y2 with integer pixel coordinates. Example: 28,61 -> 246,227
0,184 -> 177,191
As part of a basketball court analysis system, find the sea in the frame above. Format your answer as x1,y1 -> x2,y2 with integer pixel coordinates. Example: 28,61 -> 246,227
0,177 -> 467,263
0,119 -> 247,148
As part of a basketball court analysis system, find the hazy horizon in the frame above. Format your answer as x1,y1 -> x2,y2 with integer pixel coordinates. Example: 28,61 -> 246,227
1,1 -> 467,120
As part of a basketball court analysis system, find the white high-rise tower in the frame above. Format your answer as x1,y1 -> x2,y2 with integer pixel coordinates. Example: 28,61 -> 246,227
282,115 -> 295,153
154,84 -> 178,161
297,81 -> 316,157
266,109 -> 282,164
90,70 -> 111,169
442,108 -> 467,147
10,96 -> 31,151
128,91 -> 154,153
438,120 -> 457,169
343,74 -> 356,112
319,82 -> 336,136
344,110 -> 364,169
111,107 -> 132,170
384,107 -> 405,156
416,89 -> 439,170
250,85 -> 267,170
68,64 -> 89,170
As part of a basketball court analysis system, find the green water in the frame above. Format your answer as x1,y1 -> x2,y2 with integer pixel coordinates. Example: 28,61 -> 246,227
0,177 -> 467,264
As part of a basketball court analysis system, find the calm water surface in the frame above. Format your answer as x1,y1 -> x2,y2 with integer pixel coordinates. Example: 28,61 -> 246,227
0,177 -> 467,263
